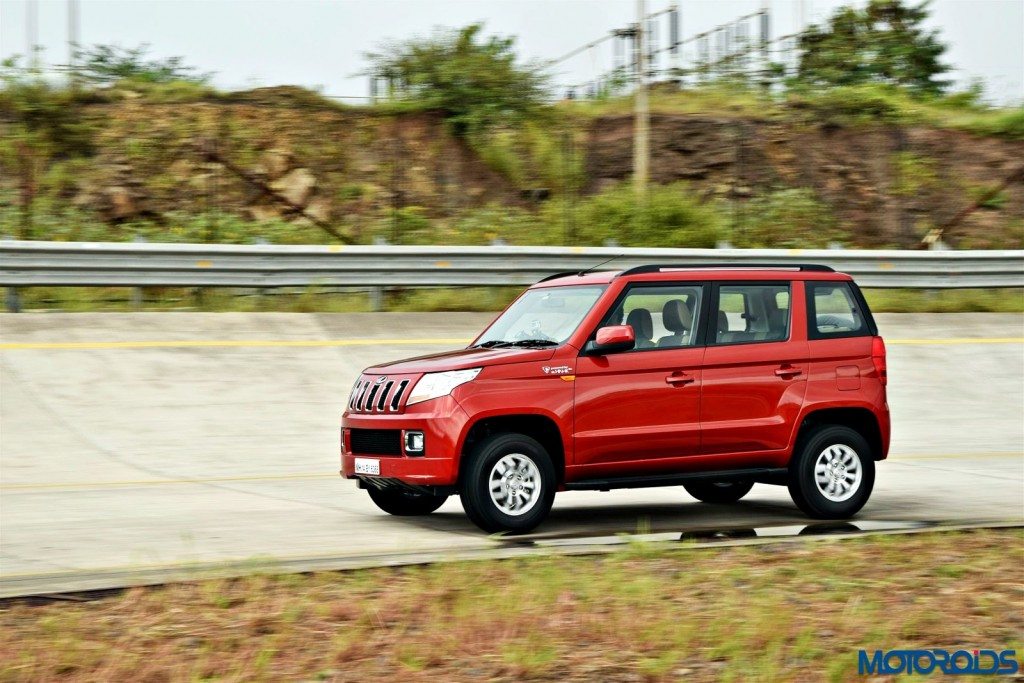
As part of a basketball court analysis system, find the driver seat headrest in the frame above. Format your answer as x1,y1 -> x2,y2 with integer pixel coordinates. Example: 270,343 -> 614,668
626,308 -> 654,341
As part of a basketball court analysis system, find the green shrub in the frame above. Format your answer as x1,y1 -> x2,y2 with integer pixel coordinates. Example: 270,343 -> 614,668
961,108 -> 1024,140
470,129 -> 526,187
0,82 -> 96,157
566,182 -> 724,248
104,78 -> 217,104
450,205 -> 545,244
367,206 -> 436,244
732,188 -> 844,248
891,152 -> 939,197
786,83 -> 924,125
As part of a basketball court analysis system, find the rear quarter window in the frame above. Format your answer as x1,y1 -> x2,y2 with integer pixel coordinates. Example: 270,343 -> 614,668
807,282 -> 874,339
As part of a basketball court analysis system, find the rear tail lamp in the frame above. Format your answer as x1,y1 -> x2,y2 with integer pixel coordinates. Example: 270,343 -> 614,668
871,336 -> 887,386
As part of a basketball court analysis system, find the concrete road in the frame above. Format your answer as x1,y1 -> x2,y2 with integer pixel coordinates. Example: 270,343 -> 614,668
1,312 -> 1022,595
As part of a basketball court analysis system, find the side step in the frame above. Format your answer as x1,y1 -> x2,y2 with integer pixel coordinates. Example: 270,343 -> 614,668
564,467 -> 788,492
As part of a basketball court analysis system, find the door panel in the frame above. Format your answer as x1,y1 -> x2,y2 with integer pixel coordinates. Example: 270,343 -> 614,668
574,347 -> 705,470
701,341 -> 809,455
573,281 -> 709,475
700,282 -> 809,459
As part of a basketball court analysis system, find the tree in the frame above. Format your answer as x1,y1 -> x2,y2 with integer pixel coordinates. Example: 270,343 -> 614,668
365,24 -> 549,136
74,44 -> 211,86
796,0 -> 950,95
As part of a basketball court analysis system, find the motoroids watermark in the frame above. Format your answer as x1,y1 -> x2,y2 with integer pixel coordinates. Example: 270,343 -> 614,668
858,649 -> 1019,676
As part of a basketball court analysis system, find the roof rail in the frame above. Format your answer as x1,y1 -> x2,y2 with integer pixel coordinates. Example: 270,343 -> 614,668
617,263 -> 835,277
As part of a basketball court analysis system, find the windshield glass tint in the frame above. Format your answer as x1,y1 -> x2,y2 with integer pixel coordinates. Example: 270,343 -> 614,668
475,286 -> 606,345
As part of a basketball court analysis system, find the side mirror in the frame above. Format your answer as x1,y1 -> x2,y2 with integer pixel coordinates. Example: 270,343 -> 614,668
587,324 -> 635,355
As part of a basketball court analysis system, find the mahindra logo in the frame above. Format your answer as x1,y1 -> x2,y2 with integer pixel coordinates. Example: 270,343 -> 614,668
375,375 -> 387,384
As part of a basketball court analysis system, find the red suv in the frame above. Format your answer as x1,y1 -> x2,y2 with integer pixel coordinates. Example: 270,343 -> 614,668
341,264 -> 889,533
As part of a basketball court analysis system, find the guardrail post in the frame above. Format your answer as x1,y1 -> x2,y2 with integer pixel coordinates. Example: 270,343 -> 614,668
5,287 -> 21,313
131,236 -> 146,309
368,287 -> 384,312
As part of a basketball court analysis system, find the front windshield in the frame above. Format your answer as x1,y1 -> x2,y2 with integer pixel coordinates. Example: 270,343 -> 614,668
473,286 -> 606,347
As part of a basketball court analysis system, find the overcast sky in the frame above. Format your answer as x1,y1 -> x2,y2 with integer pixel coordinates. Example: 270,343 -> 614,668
1,0 -> 1021,104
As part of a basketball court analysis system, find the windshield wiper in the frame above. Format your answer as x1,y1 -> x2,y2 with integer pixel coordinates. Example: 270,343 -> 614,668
503,339 -> 559,347
472,339 -> 558,349
471,340 -> 507,348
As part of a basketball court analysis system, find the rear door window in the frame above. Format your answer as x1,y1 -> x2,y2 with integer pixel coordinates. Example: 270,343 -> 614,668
712,283 -> 791,345
807,282 -> 869,339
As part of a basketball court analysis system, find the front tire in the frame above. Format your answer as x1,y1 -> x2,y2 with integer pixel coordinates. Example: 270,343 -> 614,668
459,433 -> 556,534
367,487 -> 447,516
683,480 -> 754,504
788,424 -> 875,519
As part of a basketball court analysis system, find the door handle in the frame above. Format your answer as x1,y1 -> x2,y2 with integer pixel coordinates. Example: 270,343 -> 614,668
775,364 -> 803,378
666,372 -> 695,385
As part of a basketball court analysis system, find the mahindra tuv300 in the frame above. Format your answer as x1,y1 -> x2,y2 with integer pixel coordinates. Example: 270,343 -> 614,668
341,264 -> 890,534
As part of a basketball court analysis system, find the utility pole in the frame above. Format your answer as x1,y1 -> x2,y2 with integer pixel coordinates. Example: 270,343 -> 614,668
670,1 -> 681,87
760,0 -> 771,91
27,0 -> 40,71
68,0 -> 80,88
633,0 -> 649,199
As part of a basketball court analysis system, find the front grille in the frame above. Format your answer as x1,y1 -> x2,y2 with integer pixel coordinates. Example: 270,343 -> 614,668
347,376 -> 411,413
350,429 -> 402,456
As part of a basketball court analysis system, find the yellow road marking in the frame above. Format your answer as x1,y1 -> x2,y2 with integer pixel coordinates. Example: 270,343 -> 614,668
0,337 -> 1020,351
1,472 -> 337,491
887,337 -> 1024,345
890,452 -> 1022,460
0,338 -> 472,350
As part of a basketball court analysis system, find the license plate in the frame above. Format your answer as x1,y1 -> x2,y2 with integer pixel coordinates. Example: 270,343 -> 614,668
354,458 -> 380,475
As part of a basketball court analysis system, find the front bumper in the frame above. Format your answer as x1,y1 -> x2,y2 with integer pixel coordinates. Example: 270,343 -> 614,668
340,395 -> 469,486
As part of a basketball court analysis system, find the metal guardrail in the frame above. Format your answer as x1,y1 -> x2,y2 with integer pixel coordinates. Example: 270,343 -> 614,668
1,241 -> 1022,310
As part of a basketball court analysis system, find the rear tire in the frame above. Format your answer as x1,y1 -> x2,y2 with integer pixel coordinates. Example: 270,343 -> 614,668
788,424 -> 875,519
367,487 -> 447,516
459,432 -> 556,534
683,480 -> 754,504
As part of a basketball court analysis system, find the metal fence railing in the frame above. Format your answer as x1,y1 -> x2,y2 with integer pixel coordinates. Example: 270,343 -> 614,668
2,240 -> 1022,311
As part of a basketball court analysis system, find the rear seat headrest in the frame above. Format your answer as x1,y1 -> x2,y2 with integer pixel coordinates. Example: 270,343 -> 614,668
662,299 -> 692,333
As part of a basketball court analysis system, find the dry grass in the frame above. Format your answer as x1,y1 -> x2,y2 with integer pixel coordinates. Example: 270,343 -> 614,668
1,529 -> 1022,682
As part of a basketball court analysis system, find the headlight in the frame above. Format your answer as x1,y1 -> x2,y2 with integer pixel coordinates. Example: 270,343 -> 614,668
407,368 -> 481,406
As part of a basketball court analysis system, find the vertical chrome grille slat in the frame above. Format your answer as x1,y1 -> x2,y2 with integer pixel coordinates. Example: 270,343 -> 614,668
390,380 -> 409,411
376,381 -> 394,411
365,383 -> 381,412
356,381 -> 371,411
348,381 -> 362,410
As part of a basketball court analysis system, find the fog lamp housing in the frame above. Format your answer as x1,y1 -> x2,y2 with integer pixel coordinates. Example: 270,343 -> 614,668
404,430 -> 425,455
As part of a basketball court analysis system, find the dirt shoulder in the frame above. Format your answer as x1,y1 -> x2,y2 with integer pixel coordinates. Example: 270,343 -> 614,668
1,529 -> 1022,682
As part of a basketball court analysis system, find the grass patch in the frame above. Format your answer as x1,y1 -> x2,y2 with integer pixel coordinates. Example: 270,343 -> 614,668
863,288 -> 1024,313
563,85 -> 773,119
10,286 -> 1022,314
1,529 -> 1021,680
9,285 -> 521,313
564,84 -> 1024,140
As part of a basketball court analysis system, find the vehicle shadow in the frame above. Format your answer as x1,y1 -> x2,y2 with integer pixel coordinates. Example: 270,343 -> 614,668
418,496 -> 811,538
